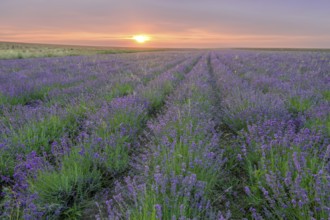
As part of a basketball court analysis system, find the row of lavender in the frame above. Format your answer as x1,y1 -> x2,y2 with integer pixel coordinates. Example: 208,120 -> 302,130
211,50 -> 329,219
95,55 -> 232,219
1,49 -> 329,219
0,52 -> 189,107
0,52 -> 189,179
0,51 -> 201,219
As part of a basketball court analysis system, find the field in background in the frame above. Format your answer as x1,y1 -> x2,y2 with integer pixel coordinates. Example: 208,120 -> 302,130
236,47 -> 330,52
0,49 -> 329,219
0,41 -> 172,59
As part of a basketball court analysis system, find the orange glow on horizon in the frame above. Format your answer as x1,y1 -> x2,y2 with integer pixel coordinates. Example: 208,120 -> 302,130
1,26 -> 328,48
1,1 -> 329,48
132,35 -> 151,44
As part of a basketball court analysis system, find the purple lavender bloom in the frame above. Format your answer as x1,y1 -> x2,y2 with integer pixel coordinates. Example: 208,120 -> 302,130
244,186 -> 251,196
155,204 -> 162,219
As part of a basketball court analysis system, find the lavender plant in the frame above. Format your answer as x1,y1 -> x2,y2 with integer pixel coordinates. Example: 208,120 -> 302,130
1,49 -> 329,219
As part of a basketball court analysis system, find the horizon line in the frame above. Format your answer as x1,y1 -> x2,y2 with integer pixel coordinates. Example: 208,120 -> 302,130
2,41 -> 330,51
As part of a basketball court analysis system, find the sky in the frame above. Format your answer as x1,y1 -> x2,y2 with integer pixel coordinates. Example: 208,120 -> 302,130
1,0 -> 330,48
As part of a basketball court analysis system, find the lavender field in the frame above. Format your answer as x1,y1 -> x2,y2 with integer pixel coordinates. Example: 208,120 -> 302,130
0,50 -> 329,219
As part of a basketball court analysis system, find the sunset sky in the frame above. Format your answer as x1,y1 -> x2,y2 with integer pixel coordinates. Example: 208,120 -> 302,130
1,0 -> 330,48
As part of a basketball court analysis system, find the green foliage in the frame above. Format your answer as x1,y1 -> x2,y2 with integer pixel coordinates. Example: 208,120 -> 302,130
29,150 -> 102,219
11,115 -> 65,154
221,100 -> 251,133
142,81 -> 174,114
305,114 -> 330,137
287,96 -> 313,114
17,53 -> 23,59
156,121 -> 218,188
0,151 -> 16,178
8,104 -> 87,155
129,188 -> 189,220
0,187 -> 22,219
142,89 -> 165,113
128,88 -> 222,219
65,104 -> 90,139
243,143 -> 328,219
52,80 -> 84,90
104,83 -> 134,102
142,77 -> 151,85
97,110 -> 144,139
163,81 -> 174,96
0,87 -> 50,106
94,135 -> 130,176
95,107 -> 147,175
173,71 -> 185,81
322,90 -> 330,101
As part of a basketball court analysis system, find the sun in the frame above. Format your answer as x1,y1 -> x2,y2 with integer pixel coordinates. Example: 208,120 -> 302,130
132,35 -> 151,44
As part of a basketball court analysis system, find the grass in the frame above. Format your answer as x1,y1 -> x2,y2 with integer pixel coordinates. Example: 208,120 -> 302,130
11,106 -> 86,154
103,83 -> 134,102
0,150 -> 16,179
305,114 -> 330,137
236,48 -> 330,52
141,81 -> 174,114
221,99 -> 251,133
0,87 -> 50,106
94,105 -> 147,175
287,96 -> 313,115
151,113 -> 220,188
322,90 -> 330,101
243,144 -> 328,219
26,107 -> 146,218
0,41 -> 171,59
0,104 -> 89,178
28,149 -> 102,219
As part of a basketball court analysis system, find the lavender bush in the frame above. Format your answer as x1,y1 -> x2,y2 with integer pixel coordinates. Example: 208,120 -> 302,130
1,49 -> 329,219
